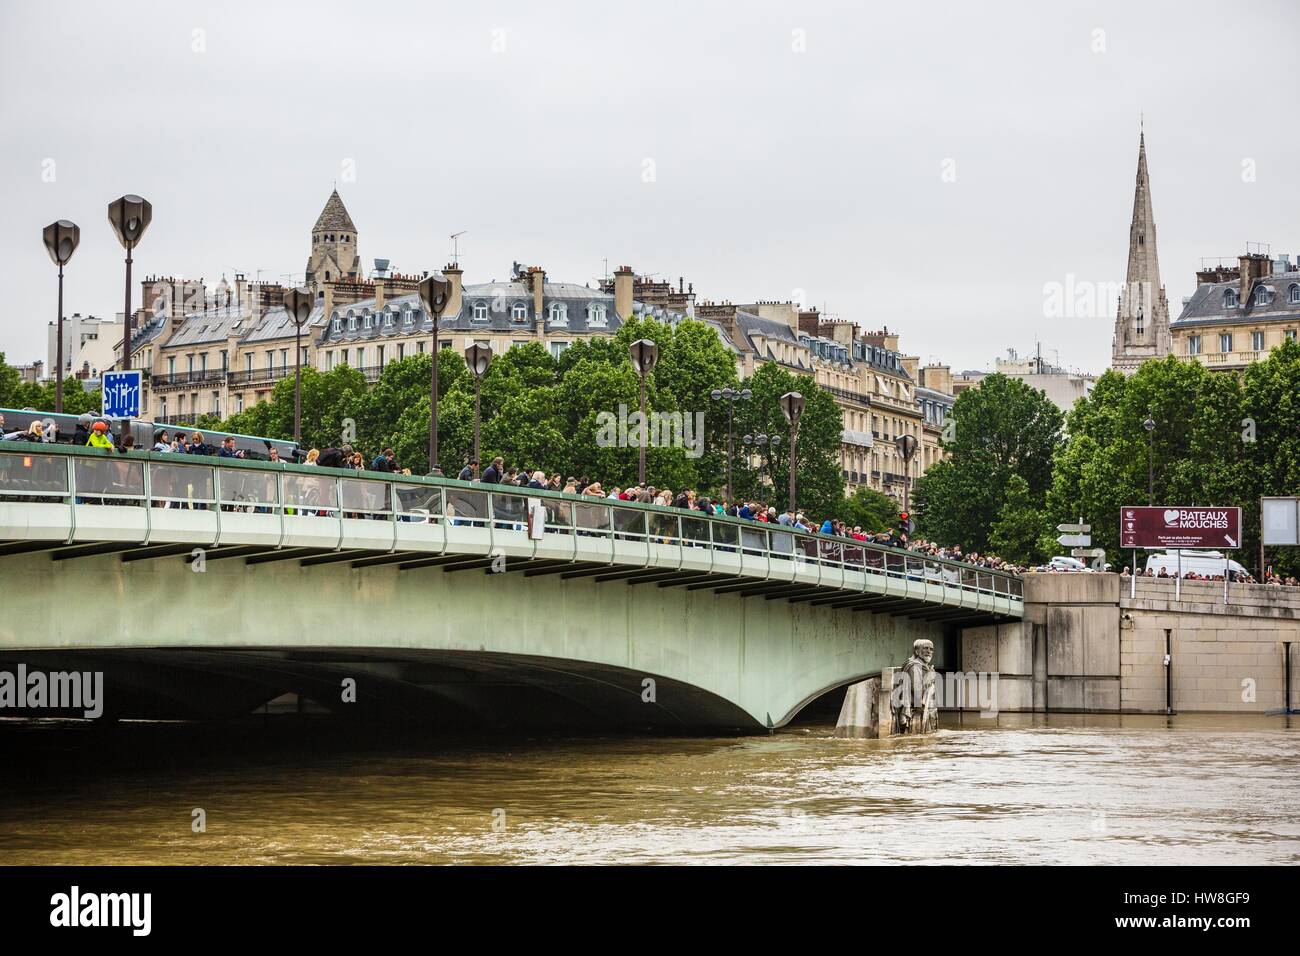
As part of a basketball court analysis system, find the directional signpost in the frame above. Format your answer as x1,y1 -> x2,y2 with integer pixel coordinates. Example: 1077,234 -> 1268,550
102,369 -> 142,446
1071,547 -> 1107,569
1056,521 -> 1091,548
1055,521 -> 1102,569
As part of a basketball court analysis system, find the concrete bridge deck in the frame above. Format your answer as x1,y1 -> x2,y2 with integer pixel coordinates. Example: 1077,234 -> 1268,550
0,444 -> 1023,731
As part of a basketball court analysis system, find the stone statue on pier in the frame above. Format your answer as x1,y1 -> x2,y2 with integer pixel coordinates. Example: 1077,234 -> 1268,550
891,639 -> 937,735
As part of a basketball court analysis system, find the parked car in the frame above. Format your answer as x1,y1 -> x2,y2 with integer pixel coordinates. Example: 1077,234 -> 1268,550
1047,556 -> 1088,571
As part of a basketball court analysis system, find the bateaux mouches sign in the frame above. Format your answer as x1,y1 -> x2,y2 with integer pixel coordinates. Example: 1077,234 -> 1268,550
1120,506 -> 1242,550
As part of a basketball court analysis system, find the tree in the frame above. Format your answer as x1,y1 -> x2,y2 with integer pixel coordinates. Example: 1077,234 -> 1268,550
353,349 -> 469,461
840,485 -> 899,533
221,365 -> 368,452
988,474 -> 1045,566
0,354 -> 102,417
730,362 -> 843,516
1043,356 -> 1251,568
913,373 -> 1064,552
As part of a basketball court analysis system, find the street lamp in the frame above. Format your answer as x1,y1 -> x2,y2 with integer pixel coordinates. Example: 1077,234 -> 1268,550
1143,413 -> 1156,505
465,342 -> 493,479
42,220 -> 80,414
418,273 -> 453,474
895,433 -> 919,515
282,287 -> 313,443
743,431 -> 769,481
710,386 -> 752,504
780,391 -> 805,513
107,195 -> 152,374
628,339 -> 659,485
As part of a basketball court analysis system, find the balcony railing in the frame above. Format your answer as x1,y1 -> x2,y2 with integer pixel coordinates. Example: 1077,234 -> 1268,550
227,367 -> 288,386
151,369 -> 227,388
824,385 -> 872,408
0,443 -> 1025,605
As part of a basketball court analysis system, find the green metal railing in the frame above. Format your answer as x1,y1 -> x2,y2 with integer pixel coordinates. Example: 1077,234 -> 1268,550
0,442 -> 1024,602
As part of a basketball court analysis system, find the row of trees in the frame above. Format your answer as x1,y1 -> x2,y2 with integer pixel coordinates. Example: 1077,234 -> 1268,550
913,340 -> 1300,576
216,317 -> 856,519
0,355 -> 102,416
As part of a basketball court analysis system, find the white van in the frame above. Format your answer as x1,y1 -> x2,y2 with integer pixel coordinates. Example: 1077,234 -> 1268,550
1145,550 -> 1247,578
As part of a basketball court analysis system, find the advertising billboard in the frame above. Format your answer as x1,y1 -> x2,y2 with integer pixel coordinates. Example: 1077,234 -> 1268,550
1119,506 -> 1241,550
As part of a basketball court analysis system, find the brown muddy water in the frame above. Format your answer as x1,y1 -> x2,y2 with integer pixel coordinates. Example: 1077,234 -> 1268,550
0,713 -> 1295,864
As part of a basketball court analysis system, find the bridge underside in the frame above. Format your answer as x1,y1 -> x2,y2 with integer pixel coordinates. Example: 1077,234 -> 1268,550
0,520 -> 1018,732
0,647 -> 764,731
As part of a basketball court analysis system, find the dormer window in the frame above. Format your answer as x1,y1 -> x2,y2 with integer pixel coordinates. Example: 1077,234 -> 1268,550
383,311 -> 393,327
511,303 -> 528,322
1289,284 -> 1300,304
548,302 -> 568,326
404,310 -> 415,327
347,313 -> 357,331
472,302 -> 489,321
364,312 -> 374,329
331,316 -> 341,334
588,304 -> 607,327
1253,285 -> 1272,306
1224,288 -> 1239,309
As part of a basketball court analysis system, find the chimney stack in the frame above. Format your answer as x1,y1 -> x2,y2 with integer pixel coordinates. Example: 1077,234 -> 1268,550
529,266 -> 546,321
1239,250 -> 1272,303
614,266 -> 634,319
443,263 -> 463,318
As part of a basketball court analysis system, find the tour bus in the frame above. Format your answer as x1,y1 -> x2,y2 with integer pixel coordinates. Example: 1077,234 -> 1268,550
0,408 -> 302,462
1145,550 -> 1248,578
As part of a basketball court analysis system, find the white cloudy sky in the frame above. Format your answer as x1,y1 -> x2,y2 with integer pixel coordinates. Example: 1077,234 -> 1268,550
2,0 -> 1296,375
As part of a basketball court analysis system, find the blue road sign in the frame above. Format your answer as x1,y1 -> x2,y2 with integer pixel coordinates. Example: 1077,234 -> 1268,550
102,370 -> 143,419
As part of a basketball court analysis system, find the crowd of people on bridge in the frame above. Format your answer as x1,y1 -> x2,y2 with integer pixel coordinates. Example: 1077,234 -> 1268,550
3,416 -> 1297,587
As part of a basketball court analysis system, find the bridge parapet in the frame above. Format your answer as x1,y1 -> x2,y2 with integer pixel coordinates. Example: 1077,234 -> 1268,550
0,442 -> 1023,621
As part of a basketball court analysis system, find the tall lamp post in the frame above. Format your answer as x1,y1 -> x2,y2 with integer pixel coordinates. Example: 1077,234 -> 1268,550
710,386 -> 752,503
780,391 -> 805,513
628,339 -> 659,485
108,195 -> 152,444
1143,413 -> 1156,505
282,287 -> 313,444
895,433 -> 919,515
42,220 -> 80,413
465,342 -> 493,478
108,196 -> 152,370
418,273 -> 453,474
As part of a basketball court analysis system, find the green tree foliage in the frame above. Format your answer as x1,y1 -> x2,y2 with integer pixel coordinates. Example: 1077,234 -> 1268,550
988,474 -> 1044,566
913,373 -> 1064,555
730,362 -> 844,516
840,485 -> 899,534
220,365 -> 368,451
1046,346 -> 1299,576
0,354 -> 102,416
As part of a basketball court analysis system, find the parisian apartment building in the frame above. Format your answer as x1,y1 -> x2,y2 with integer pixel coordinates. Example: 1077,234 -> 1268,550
114,190 -> 957,500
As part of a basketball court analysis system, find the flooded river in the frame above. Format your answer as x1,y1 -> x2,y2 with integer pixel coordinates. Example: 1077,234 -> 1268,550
1,713 -> 1296,865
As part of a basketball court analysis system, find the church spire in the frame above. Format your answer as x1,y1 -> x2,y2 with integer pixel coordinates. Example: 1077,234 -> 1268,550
1111,128 -> 1171,373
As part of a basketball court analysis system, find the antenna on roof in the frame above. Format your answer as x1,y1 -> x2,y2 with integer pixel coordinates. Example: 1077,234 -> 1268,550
450,231 -> 466,267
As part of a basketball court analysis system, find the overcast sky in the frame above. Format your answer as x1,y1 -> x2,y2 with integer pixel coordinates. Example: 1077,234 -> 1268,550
2,0 -> 1296,376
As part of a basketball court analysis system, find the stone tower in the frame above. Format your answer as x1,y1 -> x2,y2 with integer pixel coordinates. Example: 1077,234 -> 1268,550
305,189 -> 361,293
1111,131 -> 1171,373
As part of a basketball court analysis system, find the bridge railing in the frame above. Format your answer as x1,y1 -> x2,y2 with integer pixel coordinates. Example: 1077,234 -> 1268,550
0,443 -> 1023,602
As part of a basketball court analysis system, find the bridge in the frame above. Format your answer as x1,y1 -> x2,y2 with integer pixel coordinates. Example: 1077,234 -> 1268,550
0,444 -> 1023,732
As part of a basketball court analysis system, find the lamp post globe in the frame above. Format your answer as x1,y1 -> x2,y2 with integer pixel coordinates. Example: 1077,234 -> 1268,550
42,220 -> 80,414
418,273 -> 453,474
282,287 -> 314,443
628,339 -> 659,485
780,391 -> 805,512
107,195 -> 151,444
464,342 -> 494,478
